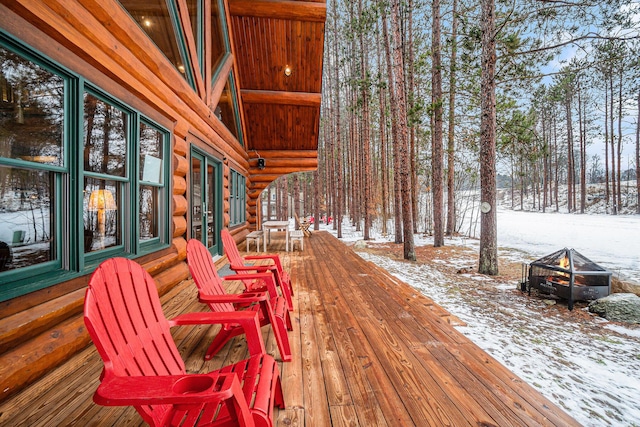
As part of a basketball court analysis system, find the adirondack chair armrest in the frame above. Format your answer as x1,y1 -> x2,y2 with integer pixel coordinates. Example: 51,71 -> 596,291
229,264 -> 271,273
199,291 -> 267,305
170,311 -> 266,356
245,255 -> 283,271
223,273 -> 279,300
94,372 -> 243,406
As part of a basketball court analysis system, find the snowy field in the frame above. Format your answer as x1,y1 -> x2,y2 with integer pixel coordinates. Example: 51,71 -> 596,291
326,209 -> 640,427
494,207 -> 640,284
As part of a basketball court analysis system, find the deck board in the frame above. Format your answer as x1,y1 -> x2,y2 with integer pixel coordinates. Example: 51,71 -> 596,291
0,231 -> 580,426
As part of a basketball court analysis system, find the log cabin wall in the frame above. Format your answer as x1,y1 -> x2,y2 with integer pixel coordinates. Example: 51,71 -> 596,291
0,0 -> 324,402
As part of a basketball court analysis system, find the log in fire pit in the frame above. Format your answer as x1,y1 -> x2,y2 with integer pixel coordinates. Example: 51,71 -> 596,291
523,248 -> 611,310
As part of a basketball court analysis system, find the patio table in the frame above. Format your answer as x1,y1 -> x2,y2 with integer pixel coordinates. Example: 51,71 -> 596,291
262,220 -> 290,252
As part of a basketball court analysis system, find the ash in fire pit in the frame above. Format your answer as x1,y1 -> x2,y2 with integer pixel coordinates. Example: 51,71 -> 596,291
523,248 -> 611,310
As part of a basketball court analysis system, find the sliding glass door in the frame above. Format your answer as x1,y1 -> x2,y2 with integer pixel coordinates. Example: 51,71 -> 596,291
190,150 -> 222,255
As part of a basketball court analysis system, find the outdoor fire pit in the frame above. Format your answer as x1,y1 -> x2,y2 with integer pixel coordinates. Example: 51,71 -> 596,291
522,248 -> 612,310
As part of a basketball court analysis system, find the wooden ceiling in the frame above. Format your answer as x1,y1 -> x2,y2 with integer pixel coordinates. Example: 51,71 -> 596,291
229,0 -> 325,155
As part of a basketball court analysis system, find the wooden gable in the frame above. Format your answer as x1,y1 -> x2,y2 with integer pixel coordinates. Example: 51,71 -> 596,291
229,0 -> 326,191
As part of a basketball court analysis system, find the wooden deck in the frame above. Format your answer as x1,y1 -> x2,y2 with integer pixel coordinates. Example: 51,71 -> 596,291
0,231 -> 580,426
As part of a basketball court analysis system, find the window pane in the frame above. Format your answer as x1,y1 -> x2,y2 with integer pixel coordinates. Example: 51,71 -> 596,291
211,0 -> 226,75
84,93 -> 127,176
0,46 -> 64,166
83,178 -> 120,252
119,0 -> 190,79
214,74 -> 239,140
206,163 -> 215,248
191,156 -> 202,241
139,122 -> 163,184
0,165 -> 55,271
139,185 -> 158,241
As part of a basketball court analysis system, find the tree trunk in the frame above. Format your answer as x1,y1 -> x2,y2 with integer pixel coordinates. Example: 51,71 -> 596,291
390,0 -> 415,260
610,74 -> 617,214
578,87 -> 586,214
565,93 -> 574,213
377,19 -> 389,235
431,0 -> 444,247
478,0 -> 498,275
604,82 -> 610,207
617,65 -> 623,212
381,6 -> 403,244
293,174 -> 300,226
446,0 -> 458,236
553,116 -> 559,212
637,91 -> 640,215
542,108 -> 548,213
313,170 -> 320,230
358,0 -> 371,240
408,0 -> 419,235
332,0 -> 343,237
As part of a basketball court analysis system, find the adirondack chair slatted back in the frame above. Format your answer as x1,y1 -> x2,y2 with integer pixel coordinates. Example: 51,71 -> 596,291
85,257 -> 184,425
221,229 -> 244,270
186,240 -> 234,312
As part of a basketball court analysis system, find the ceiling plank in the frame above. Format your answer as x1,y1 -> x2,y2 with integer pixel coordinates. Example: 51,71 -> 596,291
229,0 -> 326,23
242,89 -> 321,107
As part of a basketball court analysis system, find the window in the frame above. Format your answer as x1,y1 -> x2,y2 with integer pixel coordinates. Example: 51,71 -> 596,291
119,0 -> 195,88
229,169 -> 245,226
0,41 -> 65,286
83,92 -> 127,253
214,72 -> 243,145
0,37 -> 170,301
210,0 -> 229,79
185,0 -> 203,77
139,121 -> 165,244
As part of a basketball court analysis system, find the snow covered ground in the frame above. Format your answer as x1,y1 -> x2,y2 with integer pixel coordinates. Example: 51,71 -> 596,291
494,206 -> 640,284
325,209 -> 640,427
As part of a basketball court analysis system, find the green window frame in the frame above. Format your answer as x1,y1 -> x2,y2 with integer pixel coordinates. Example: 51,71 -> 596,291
117,0 -> 196,89
229,169 -> 246,227
0,33 -> 170,302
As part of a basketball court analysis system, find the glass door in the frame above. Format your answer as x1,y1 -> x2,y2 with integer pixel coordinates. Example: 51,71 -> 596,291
190,150 -> 221,255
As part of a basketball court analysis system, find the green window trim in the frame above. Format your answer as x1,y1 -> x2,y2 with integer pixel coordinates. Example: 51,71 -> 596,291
0,34 -> 171,302
229,168 -> 246,227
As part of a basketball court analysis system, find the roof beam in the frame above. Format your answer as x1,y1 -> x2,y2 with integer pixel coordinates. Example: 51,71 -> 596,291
229,0 -> 326,23
241,89 -> 322,107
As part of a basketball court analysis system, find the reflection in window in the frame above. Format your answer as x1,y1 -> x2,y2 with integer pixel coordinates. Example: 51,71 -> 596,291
139,122 -> 164,242
83,93 -> 127,176
211,0 -> 227,76
215,73 -> 240,142
229,169 -> 245,226
119,0 -> 190,80
185,0 -> 203,75
83,178 -> 120,252
0,46 -> 64,166
0,166 -> 54,271
0,36 -> 170,300
139,186 -> 158,241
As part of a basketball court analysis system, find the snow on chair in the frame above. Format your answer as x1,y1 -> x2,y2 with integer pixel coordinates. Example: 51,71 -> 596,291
84,257 -> 284,427
221,228 -> 294,311
187,238 -> 292,362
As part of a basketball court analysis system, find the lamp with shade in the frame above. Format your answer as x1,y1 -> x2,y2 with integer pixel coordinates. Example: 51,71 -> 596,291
88,189 -> 117,238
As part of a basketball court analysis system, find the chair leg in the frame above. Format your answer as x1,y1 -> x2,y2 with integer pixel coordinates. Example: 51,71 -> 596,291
279,278 -> 294,312
205,326 -> 239,360
285,309 -> 293,331
261,299 -> 292,362
273,315 -> 292,362
274,373 -> 285,409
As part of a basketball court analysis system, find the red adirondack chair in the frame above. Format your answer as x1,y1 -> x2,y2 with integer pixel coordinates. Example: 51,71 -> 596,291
186,239 -> 292,362
84,257 -> 285,427
221,228 -> 294,311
